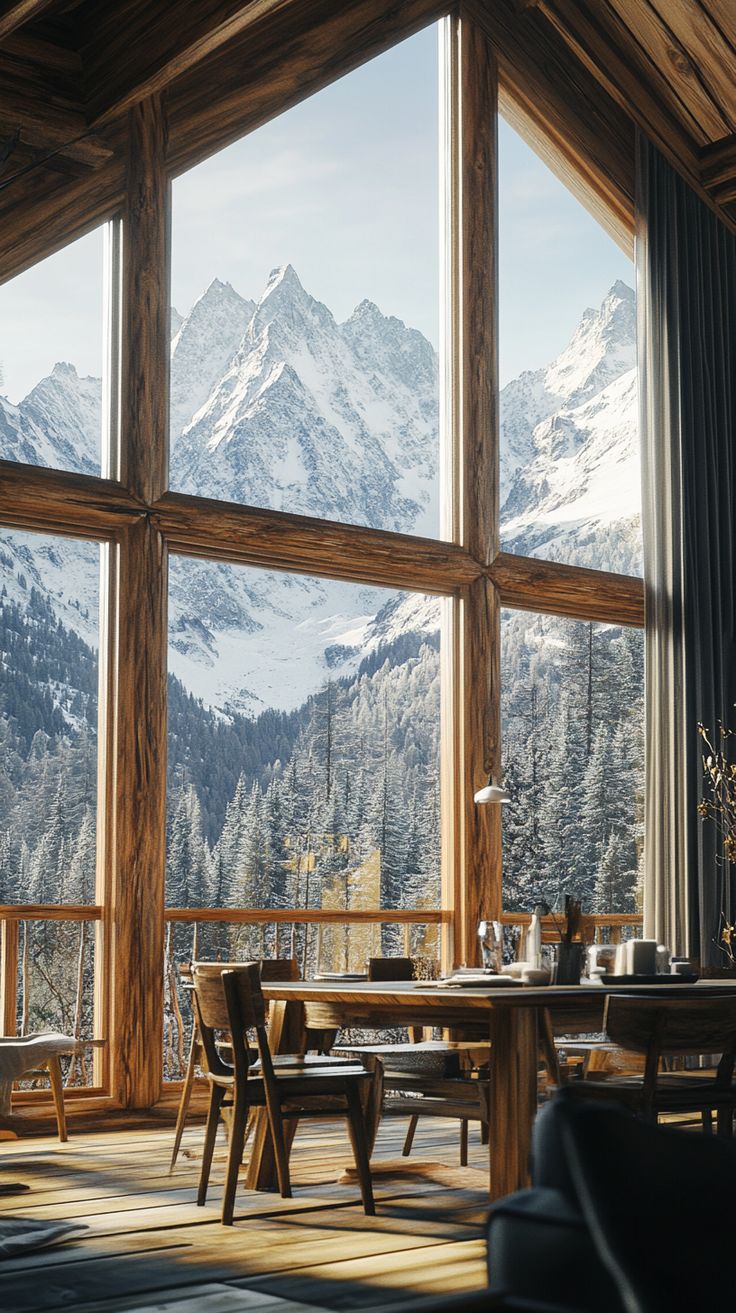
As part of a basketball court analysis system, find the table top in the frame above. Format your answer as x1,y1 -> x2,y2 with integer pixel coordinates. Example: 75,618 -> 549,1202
261,976 -> 736,1010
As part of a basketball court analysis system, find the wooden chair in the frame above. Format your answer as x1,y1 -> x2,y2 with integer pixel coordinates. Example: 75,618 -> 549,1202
562,993 -> 736,1131
193,963 -> 375,1224
169,956 -> 300,1173
328,957 -> 491,1166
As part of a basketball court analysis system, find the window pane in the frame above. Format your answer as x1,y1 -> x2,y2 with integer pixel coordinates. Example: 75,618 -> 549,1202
0,229 -> 105,475
499,119 -> 641,576
166,556 -> 442,973
169,26 -> 442,538
0,529 -> 99,906
501,608 -> 644,914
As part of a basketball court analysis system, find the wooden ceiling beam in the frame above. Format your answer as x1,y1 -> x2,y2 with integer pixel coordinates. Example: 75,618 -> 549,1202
0,149 -> 123,282
469,0 -> 635,252
0,1 -> 58,44
701,132 -> 736,205
535,0 -> 702,180
82,0 -> 302,124
164,0 -> 446,176
605,0 -> 730,143
522,0 -> 736,234
0,37 -> 113,166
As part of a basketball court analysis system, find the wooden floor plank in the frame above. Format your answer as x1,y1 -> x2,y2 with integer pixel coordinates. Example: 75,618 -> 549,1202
0,1119 -> 488,1312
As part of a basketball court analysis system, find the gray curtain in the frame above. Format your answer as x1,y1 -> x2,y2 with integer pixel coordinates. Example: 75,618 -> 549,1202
637,136 -> 736,965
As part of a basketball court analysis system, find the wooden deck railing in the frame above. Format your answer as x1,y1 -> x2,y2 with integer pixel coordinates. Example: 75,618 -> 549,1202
501,911 -> 644,946
0,903 -> 103,1090
0,902 -> 644,1091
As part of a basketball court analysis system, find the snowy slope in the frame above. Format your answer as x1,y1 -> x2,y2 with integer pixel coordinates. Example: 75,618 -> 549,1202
500,281 -> 641,573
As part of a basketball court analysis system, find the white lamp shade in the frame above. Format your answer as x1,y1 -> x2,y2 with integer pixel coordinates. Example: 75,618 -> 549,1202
473,779 -> 511,805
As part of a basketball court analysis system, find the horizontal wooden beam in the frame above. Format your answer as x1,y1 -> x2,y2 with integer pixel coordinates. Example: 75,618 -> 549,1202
0,461 -> 144,536
156,491 -> 480,594
0,903 -> 103,921
164,906 -> 449,924
165,0 -> 446,176
490,550 -> 645,627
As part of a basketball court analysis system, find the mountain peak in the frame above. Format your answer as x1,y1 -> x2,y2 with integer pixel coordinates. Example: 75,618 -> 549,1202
607,279 -> 634,303
251,264 -> 334,338
349,298 -> 384,323
262,264 -> 305,301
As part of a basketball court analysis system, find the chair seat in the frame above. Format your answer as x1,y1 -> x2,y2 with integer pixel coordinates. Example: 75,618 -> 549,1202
565,1072 -> 736,1111
334,1041 -> 460,1076
209,1062 -> 370,1099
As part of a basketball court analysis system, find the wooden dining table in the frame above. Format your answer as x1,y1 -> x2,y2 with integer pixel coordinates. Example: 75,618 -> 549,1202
257,976 -> 736,1200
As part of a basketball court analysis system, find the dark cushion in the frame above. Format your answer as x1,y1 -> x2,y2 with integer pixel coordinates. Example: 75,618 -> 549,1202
553,1096 -> 736,1313
487,1187 -> 623,1313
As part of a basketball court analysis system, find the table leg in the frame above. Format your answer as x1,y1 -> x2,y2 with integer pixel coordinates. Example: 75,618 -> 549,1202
245,998 -> 303,1191
488,1007 -> 538,1199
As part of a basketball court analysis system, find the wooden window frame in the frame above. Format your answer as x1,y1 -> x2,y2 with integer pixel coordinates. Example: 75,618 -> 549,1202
0,3 -> 643,1108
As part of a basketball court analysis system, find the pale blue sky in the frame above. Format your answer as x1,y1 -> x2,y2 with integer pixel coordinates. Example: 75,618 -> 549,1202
0,20 -> 633,407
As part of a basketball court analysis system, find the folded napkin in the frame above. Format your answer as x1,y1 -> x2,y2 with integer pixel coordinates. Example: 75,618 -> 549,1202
433,973 -> 522,988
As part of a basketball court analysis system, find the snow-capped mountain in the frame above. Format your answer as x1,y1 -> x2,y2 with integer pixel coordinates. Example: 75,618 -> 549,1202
0,270 -> 640,717
499,280 -> 640,573
0,362 -> 100,476
171,264 -> 438,535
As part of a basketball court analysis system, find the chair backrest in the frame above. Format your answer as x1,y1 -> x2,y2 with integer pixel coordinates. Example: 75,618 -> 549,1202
605,993 -> 736,1058
367,957 -> 415,982
260,957 -> 300,983
192,962 -> 265,1081
222,966 -> 277,1088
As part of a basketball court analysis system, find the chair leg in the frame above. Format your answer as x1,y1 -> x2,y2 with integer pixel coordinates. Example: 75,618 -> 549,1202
198,1084 -> 225,1207
46,1057 -> 67,1143
169,1033 -> 200,1173
222,1091 -> 249,1226
403,1114 -> 418,1157
258,1076 -> 289,1202
460,1118 -> 468,1167
345,1081 -> 375,1216
717,1107 -> 733,1138
702,1108 -> 713,1134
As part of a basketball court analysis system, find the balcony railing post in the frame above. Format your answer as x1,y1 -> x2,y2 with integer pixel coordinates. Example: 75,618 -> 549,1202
0,918 -> 19,1036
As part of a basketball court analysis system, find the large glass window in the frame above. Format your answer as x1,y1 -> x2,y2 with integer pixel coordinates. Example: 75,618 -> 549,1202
0,229 -> 106,476
498,119 -> 641,576
169,26 -> 442,538
0,528 -> 100,1056
501,608 -> 644,914
166,555 -> 442,950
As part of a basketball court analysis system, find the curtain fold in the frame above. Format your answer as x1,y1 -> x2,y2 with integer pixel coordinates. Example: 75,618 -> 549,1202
637,136 -> 736,965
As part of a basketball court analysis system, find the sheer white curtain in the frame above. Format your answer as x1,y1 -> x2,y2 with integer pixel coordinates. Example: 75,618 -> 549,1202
637,135 -> 736,965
